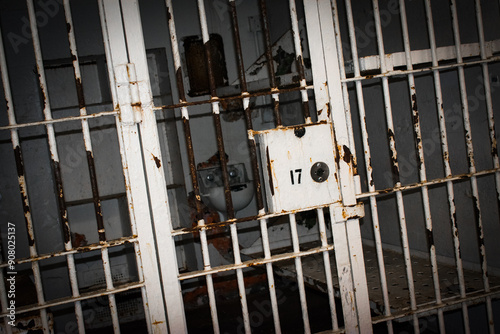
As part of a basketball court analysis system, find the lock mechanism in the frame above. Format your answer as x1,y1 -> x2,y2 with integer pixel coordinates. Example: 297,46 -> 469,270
311,162 -> 329,183
255,122 -> 341,213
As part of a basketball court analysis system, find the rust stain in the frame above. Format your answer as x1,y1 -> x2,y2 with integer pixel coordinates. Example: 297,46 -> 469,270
266,147 -> 274,196
152,154 -> 161,168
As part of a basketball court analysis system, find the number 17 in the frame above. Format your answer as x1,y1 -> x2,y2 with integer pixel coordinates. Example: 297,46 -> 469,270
290,169 -> 302,185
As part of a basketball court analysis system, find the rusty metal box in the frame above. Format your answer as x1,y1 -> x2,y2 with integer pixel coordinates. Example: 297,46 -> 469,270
256,122 -> 341,213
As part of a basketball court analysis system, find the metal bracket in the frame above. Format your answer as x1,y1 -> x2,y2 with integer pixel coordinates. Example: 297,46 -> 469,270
331,202 -> 365,222
115,63 -> 142,125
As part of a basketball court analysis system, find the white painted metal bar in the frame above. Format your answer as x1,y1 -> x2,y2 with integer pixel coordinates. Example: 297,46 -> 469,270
0,250 -> 12,334
99,0 -> 170,332
0,111 -> 118,131
164,1 -> 219,332
400,0 -> 468,332
423,1 -> 470,332
26,1 -> 84,332
259,218 -> 282,333
342,0 -> 400,332
288,0 -> 311,124
317,209 -> 339,330
449,2 -> 494,333
370,3 -> 425,331
63,2 -> 119,332
96,0 -> 152,331
0,282 -> 145,317
0,17 -> 44,334
475,0 -> 500,234
288,213 -> 311,334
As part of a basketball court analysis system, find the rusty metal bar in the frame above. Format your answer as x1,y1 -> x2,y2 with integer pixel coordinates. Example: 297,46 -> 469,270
26,1 -> 82,332
165,0 -> 220,332
197,0 -> 235,221
62,2 -> 121,332
0,110 -> 118,131
227,1 -> 280,332
0,282 -> 144,318
289,0 -> 311,124
342,0 -> 395,332
475,0 -> 500,227
340,56 -> 500,83
423,1 -> 471,332
0,15 -> 48,334
399,2 -> 470,330
449,2 -> 493,333
374,0 -> 445,332
259,0 -> 282,126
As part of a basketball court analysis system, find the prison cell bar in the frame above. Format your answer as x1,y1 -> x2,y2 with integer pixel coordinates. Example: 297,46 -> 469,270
228,1 -> 282,332
198,1 -> 254,331
62,2 -> 125,332
0,21 -> 33,334
118,0 -> 190,332
96,0 -> 153,331
400,1 -> 469,331
289,0 -> 312,124
343,0 -> 411,332
475,0 -> 500,233
302,1 -> 350,330
423,1 -> 485,333
25,1 -> 86,332
259,0 -> 282,127
449,1 -> 494,332
373,0 -> 447,332
164,0 -> 221,332
99,0 -> 174,331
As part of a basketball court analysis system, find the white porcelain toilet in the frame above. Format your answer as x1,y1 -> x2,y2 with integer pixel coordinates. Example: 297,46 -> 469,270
198,163 -> 254,220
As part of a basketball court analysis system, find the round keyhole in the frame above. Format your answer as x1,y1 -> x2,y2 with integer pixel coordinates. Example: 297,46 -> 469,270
311,162 -> 329,183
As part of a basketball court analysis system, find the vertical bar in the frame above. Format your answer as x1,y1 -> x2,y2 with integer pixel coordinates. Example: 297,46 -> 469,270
422,1 -> 470,332
289,214 -> 311,334
26,1 -> 84,332
227,2 -> 280,332
197,0 -> 234,220
96,1 -> 152,332
317,208 -> 339,330
99,0 -> 171,332
62,3 -> 121,332
475,0 -> 500,238
373,0 -> 444,331
341,0 -> 400,332
449,2 -> 494,332
303,1 -> 372,331
259,218 -> 282,333
0,19 -> 49,334
120,0 -> 190,332
164,1 -> 219,332
288,0 -> 311,124
259,0 -> 282,126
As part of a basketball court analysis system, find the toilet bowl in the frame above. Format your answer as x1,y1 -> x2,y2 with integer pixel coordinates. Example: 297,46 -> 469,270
198,163 -> 254,219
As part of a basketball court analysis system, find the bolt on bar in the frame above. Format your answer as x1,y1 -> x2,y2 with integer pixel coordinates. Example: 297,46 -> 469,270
342,0 -> 398,332
372,0 -> 445,332
259,0 -> 282,127
449,1 -> 494,332
227,1 -> 282,332
474,0 -> 500,220
289,0 -> 311,124
26,1 -> 85,332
